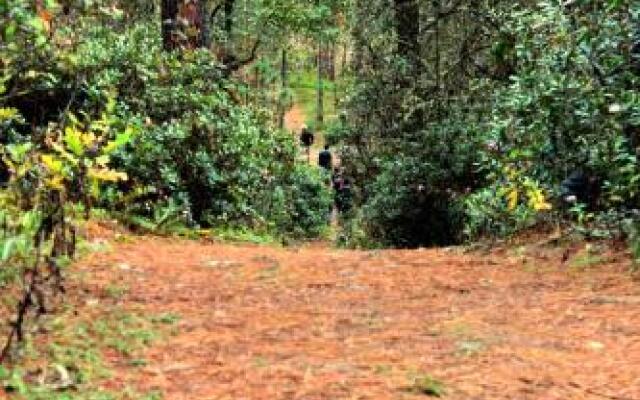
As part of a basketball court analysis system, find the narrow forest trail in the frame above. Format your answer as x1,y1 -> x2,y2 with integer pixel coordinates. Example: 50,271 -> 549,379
76,232 -> 640,399
284,103 -> 326,167
284,103 -> 308,134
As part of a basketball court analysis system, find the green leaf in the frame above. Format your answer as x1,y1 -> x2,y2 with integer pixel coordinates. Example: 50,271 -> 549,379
4,22 -> 16,41
1,238 -> 16,261
64,126 -> 85,156
103,127 -> 135,154
27,16 -> 45,33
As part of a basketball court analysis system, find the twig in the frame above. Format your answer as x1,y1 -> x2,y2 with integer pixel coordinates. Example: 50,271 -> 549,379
0,230 -> 44,363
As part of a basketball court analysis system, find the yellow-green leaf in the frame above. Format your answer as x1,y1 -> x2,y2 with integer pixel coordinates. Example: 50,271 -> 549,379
41,154 -> 63,173
64,126 -> 85,156
528,188 -> 552,211
87,167 -> 128,182
103,127 -> 135,154
95,155 -> 110,167
0,108 -> 19,121
507,189 -> 519,211
45,175 -> 65,190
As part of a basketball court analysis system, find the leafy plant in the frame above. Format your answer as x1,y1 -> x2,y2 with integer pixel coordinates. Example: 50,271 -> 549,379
0,103 -> 133,361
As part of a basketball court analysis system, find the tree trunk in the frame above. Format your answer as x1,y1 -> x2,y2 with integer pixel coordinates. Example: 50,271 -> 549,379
279,48 -> 288,129
161,0 -> 179,51
329,44 -> 336,81
341,40 -> 348,76
394,0 -> 421,127
317,42 -> 324,128
435,0 -> 441,116
162,0 -> 209,50
224,0 -> 235,40
394,0 -> 419,66
332,43 -> 338,108
196,0 -> 209,48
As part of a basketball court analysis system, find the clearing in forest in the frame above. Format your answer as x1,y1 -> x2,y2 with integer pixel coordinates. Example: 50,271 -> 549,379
70,232 -> 639,399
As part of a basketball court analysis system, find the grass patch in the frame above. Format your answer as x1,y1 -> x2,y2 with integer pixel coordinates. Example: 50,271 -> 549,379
253,356 -> 269,369
455,339 -> 486,357
150,313 -> 181,326
373,364 -> 393,376
104,284 -> 129,299
407,373 -> 446,397
289,70 -> 340,130
0,297 -> 176,399
207,227 -> 279,245
569,244 -> 607,270
257,264 -> 281,281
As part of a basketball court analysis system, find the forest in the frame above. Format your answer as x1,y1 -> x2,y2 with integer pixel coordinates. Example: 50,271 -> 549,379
1,0 -> 640,399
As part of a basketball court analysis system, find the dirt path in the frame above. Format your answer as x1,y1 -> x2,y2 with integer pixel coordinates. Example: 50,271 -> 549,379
285,103 -> 332,167
285,103 -> 308,134
78,235 -> 640,399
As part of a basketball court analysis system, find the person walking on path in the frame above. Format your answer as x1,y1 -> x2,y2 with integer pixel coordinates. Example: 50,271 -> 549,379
300,125 -> 314,162
336,177 -> 353,213
318,145 -> 333,171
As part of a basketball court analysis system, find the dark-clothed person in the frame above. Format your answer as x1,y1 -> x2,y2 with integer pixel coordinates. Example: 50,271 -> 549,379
300,126 -> 314,148
318,145 -> 332,171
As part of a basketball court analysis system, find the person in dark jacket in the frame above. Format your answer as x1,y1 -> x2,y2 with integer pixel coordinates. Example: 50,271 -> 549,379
300,125 -> 314,162
318,145 -> 332,171
300,125 -> 314,148
336,177 -> 353,213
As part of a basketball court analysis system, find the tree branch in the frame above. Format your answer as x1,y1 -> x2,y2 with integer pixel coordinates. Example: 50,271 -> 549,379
221,40 -> 261,77
209,3 -> 223,24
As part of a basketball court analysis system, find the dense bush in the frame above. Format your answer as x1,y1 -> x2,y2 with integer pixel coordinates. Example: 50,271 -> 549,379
340,0 -> 640,247
358,151 -> 468,248
468,1 -> 640,239
271,164 -> 333,239
91,27 -> 332,237
2,7 -> 331,240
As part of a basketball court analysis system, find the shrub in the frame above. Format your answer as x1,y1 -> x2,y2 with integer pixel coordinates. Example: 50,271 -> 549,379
271,164 -> 333,239
61,21 -> 331,239
357,157 -> 466,248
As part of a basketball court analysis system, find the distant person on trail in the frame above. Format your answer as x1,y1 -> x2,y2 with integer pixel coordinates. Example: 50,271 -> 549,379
318,145 -> 333,171
300,125 -> 314,148
332,168 -> 343,191
337,177 -> 353,213
332,168 -> 344,210
300,125 -> 314,162
333,170 -> 352,214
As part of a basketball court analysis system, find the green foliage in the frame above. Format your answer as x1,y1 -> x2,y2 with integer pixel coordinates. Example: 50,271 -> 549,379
335,208 -> 375,249
359,156 -> 466,248
63,19 -> 329,239
1,2 -> 331,240
0,309 -> 169,400
340,0 -> 640,246
0,108 -> 133,362
471,1 -> 640,239
270,164 -> 332,239
463,186 -> 539,240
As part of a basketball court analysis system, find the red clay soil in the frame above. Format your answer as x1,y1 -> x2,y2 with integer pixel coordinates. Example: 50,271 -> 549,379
73,235 -> 640,399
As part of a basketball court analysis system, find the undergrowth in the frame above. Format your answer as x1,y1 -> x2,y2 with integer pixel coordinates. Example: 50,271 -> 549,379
0,279 -> 178,399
